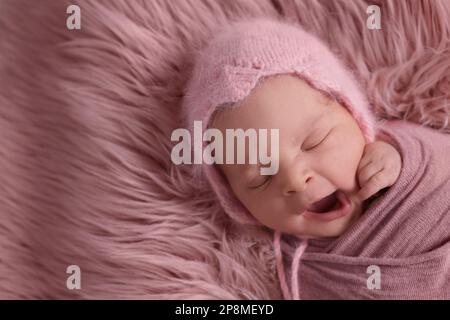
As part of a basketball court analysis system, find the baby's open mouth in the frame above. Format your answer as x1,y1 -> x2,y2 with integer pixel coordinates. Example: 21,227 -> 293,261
302,190 -> 352,222
307,191 -> 340,213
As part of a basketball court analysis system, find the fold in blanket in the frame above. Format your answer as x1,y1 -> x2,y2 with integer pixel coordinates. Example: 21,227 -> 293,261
280,120 -> 450,299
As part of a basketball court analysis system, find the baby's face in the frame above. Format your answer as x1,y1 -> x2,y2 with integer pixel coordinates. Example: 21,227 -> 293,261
212,74 -> 366,238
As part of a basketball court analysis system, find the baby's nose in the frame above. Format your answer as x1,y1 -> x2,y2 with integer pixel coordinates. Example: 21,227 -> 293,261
280,163 -> 312,196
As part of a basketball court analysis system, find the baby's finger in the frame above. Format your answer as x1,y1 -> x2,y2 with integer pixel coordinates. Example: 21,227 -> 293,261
357,162 -> 384,189
357,156 -> 373,174
357,173 -> 385,202
358,143 -> 379,168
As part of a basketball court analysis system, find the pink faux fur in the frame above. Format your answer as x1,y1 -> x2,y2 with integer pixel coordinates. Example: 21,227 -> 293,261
0,0 -> 449,299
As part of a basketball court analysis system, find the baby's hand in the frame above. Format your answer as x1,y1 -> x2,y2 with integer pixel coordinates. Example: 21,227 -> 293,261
356,140 -> 402,202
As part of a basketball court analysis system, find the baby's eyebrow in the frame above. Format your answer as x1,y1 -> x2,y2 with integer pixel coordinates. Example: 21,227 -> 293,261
291,112 -> 326,146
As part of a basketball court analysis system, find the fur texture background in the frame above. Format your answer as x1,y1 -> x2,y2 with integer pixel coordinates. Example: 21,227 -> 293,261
0,0 -> 449,299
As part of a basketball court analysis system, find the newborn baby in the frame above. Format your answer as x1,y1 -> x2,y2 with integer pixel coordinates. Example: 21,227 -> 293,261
181,17 -> 450,299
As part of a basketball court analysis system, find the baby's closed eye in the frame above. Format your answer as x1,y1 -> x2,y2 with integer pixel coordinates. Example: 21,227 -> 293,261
301,129 -> 333,151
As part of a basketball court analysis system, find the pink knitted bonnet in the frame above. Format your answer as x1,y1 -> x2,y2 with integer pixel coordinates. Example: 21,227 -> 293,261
181,17 -> 377,227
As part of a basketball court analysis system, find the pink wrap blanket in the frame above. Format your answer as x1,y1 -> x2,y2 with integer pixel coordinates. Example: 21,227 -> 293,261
279,120 -> 450,299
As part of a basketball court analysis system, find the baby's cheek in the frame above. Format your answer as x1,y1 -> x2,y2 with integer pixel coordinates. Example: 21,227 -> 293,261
344,159 -> 362,192
243,193 -> 281,227
245,193 -> 270,215
329,145 -> 363,192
